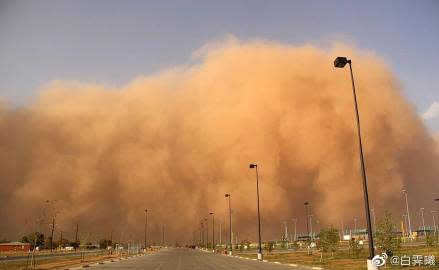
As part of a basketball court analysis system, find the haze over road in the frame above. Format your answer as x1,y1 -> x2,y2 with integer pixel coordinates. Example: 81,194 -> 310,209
89,248 -> 310,270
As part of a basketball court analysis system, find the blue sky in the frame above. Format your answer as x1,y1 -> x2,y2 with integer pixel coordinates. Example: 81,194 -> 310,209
1,0 -> 438,131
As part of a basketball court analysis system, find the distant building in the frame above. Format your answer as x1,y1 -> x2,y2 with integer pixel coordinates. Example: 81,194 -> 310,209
0,242 -> 31,252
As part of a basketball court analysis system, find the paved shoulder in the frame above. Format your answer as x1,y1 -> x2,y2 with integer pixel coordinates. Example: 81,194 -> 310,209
86,248 -> 312,270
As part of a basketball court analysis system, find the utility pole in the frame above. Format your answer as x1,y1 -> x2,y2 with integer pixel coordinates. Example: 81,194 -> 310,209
199,222 -> 203,246
162,224 -> 165,246
75,224 -> 79,249
50,217 -> 55,252
144,209 -> 148,249
200,221 -> 204,247
205,218 -> 209,248
249,163 -> 263,260
59,231 -> 63,249
209,212 -> 215,251
225,193 -> 232,255
219,220 -> 222,245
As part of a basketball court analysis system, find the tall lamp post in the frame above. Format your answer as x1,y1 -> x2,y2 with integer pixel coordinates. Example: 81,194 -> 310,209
162,224 -> 165,247
402,189 -> 413,238
200,221 -> 204,247
370,208 -> 377,235
304,202 -> 310,240
420,208 -> 426,236
354,218 -> 358,234
205,218 -> 209,249
249,163 -> 263,260
402,214 -> 409,237
144,209 -> 148,250
225,194 -> 233,255
209,212 -> 215,251
334,57 -> 375,269
292,218 -> 297,241
432,211 -> 437,236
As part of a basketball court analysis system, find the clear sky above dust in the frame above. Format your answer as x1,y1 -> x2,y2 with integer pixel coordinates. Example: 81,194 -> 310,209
0,0 -> 438,132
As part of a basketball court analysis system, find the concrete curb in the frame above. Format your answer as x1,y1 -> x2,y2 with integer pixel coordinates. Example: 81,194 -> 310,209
228,254 -> 323,270
65,254 -> 147,269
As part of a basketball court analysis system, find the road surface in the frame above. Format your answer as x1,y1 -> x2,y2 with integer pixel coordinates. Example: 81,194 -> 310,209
87,248 -> 312,270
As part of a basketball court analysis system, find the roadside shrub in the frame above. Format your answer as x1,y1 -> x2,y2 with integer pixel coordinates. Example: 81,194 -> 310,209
375,211 -> 400,256
318,226 -> 340,256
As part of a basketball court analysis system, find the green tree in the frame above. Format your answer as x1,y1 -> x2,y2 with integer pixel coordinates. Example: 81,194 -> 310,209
264,241 -> 274,253
70,240 -> 80,249
21,232 -> 45,247
375,211 -> 400,256
318,226 -> 340,256
99,239 -> 113,249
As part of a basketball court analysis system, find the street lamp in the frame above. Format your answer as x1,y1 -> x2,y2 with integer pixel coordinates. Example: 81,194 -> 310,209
144,209 -> 148,250
200,221 -> 204,247
402,189 -> 413,238
420,208 -> 426,236
205,217 -> 209,249
209,212 -> 215,251
249,163 -> 263,260
282,221 -> 289,241
354,218 -> 358,234
309,214 -> 314,241
402,214 -> 409,237
225,193 -> 233,255
431,211 -> 437,236
162,224 -> 165,247
304,202 -> 310,240
370,209 -> 377,235
334,57 -> 375,269
291,218 -> 298,241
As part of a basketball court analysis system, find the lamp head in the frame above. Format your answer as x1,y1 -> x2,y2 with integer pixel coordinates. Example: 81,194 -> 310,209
225,194 -> 230,197
334,57 -> 349,68
249,164 -> 257,169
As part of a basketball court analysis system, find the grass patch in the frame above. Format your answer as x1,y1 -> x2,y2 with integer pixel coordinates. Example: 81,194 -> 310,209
238,246 -> 439,270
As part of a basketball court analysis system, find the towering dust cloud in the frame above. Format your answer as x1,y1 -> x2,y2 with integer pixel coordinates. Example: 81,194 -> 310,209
0,40 -> 438,244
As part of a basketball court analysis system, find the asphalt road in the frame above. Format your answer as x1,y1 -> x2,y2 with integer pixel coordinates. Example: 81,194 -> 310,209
87,248 -> 313,270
